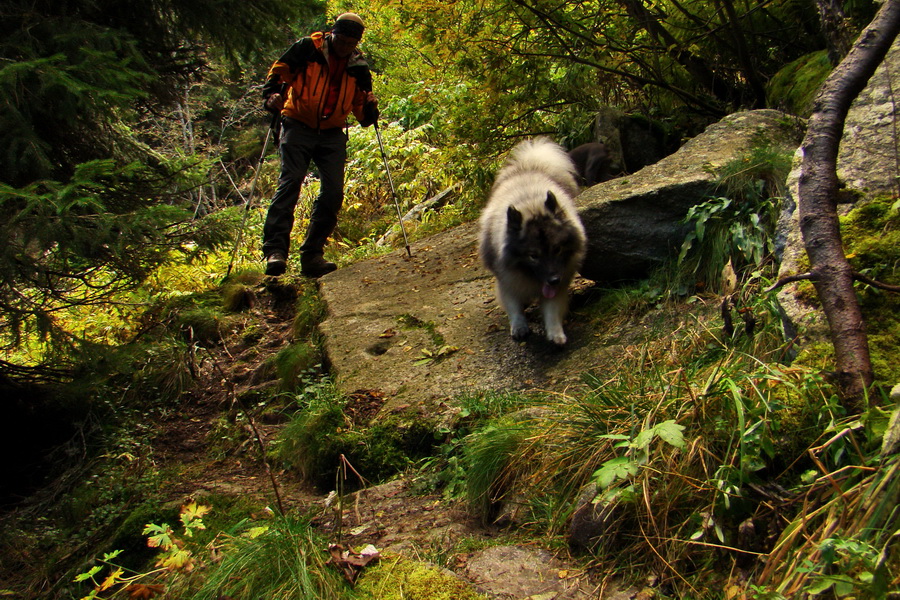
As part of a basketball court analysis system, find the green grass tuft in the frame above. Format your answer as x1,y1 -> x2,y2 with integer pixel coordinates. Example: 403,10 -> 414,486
190,516 -> 350,600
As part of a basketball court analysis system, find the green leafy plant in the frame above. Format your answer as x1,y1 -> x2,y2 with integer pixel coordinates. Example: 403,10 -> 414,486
677,195 -> 777,291
800,537 -> 886,598
590,419 -> 686,489
465,419 -> 530,520
677,143 -> 791,293
74,502 -> 210,599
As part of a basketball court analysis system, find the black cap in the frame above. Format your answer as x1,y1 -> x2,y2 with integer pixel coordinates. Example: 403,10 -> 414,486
333,13 -> 364,40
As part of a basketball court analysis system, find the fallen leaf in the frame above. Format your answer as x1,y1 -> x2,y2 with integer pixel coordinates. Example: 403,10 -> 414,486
326,543 -> 381,584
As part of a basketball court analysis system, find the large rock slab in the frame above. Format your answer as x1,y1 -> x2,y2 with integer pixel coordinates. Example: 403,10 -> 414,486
317,222 -> 605,413
317,110 -> 802,411
577,109 -> 803,283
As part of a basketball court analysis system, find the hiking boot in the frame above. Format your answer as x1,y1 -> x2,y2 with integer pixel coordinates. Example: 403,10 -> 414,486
265,252 -> 287,276
300,254 -> 337,278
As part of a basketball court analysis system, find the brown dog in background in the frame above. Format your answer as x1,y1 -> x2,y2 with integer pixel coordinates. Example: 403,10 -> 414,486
568,142 -> 615,187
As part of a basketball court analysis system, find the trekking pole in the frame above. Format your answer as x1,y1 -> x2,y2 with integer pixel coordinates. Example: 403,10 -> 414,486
374,122 -> 412,258
222,111 -> 279,281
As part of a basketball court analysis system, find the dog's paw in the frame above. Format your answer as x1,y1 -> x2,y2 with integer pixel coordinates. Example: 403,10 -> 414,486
546,331 -> 567,345
511,323 -> 530,340
509,313 -> 530,340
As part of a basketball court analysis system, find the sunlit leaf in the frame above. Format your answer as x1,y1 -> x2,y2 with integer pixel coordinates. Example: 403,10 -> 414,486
158,548 -> 193,571
74,565 -> 103,582
98,567 -> 123,591
654,420 -> 686,449
246,526 -> 270,539
592,456 -> 639,489
144,524 -> 174,549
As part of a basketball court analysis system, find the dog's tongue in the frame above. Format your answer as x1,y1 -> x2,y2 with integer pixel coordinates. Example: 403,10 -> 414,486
542,283 -> 557,299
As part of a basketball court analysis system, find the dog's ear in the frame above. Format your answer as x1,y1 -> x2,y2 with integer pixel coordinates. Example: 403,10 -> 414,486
545,191 -> 560,214
507,206 -> 523,232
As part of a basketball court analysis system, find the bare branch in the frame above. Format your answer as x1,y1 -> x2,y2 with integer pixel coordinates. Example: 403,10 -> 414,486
853,271 -> 900,293
765,272 -> 817,292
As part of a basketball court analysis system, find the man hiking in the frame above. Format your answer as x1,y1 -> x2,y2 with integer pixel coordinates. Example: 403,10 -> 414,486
261,12 -> 379,277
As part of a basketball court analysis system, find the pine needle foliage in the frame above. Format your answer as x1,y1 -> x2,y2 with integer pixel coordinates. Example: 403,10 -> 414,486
0,0 -> 315,379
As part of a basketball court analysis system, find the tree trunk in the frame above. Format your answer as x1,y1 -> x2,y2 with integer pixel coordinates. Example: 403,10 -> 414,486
798,0 -> 900,407
815,0 -> 858,63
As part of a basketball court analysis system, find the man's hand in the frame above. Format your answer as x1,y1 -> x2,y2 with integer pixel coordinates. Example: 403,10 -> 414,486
265,93 -> 285,113
362,92 -> 380,126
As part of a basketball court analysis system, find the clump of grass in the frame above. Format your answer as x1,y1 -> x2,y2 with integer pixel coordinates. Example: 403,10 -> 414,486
222,283 -> 255,312
409,391 -> 533,499
293,280 -> 327,339
176,306 -> 234,345
134,339 -> 196,402
191,516 -> 350,600
753,430 -> 900,598
272,393 -> 347,486
274,342 -> 323,390
465,416 -> 531,522
272,382 -> 438,490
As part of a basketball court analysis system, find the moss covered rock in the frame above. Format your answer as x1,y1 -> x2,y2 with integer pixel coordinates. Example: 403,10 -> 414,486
356,555 -> 488,600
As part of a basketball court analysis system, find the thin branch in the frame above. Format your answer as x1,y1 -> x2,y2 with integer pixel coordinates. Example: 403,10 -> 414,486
852,271 -> 900,292
765,272 -> 816,292
765,270 -> 900,293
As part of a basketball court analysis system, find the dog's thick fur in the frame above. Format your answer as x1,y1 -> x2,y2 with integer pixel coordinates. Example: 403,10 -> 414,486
479,138 -> 587,345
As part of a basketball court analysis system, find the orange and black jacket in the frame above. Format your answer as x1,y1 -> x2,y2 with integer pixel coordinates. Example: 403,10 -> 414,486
262,31 -> 378,131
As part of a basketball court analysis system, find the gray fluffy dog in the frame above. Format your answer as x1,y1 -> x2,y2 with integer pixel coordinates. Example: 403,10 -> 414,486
478,138 -> 587,345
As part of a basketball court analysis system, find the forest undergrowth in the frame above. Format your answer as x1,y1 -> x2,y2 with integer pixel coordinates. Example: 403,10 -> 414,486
1,145 -> 899,600
2,248 -> 898,600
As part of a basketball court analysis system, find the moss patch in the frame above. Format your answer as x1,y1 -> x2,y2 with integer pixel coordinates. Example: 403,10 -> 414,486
767,50 -> 832,117
841,198 -> 900,385
398,313 -> 446,347
356,555 -> 489,600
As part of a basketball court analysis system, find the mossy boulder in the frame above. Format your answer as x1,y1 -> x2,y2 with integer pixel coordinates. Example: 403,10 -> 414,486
766,50 -> 832,118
